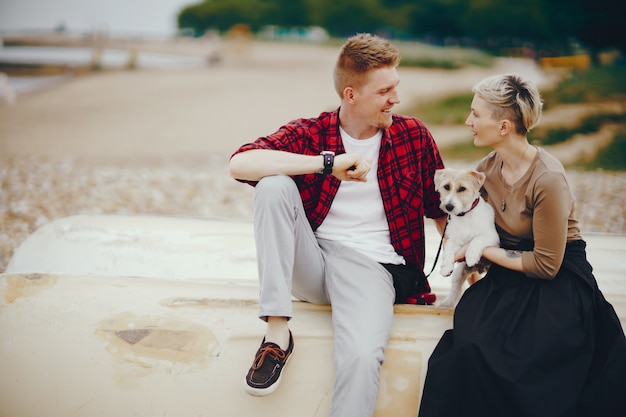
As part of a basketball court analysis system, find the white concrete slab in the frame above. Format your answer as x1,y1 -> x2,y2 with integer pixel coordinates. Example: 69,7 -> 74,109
6,214 -> 259,285
6,214 -> 626,318
0,272 -> 451,417
1,214 -> 624,417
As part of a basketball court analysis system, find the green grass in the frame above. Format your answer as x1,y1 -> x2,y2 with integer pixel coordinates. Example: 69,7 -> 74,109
542,65 -> 626,108
396,42 -> 494,70
404,93 -> 474,125
579,129 -> 626,171
531,113 -> 626,146
438,140 -> 492,162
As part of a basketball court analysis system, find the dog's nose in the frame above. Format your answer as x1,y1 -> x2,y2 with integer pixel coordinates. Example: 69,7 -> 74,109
445,204 -> 455,212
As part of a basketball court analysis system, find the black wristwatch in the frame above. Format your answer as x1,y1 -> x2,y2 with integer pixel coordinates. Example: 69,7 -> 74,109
320,151 -> 335,175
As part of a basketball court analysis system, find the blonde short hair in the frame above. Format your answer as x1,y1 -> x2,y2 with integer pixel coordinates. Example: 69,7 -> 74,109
333,33 -> 400,98
472,74 -> 543,135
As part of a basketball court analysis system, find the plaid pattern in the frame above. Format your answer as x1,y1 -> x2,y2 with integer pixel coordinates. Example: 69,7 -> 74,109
231,108 -> 446,270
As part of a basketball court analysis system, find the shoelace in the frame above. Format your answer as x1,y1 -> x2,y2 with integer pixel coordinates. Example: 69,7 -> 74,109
252,344 -> 286,370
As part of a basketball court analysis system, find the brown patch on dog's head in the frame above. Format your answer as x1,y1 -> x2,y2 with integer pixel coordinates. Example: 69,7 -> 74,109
434,168 -> 486,215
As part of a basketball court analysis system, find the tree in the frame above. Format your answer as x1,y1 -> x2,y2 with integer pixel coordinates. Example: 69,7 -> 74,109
176,0 -> 626,62
311,0 -> 380,37
264,0 -> 310,27
178,0 -> 273,35
409,0 -> 465,41
576,0 -> 626,64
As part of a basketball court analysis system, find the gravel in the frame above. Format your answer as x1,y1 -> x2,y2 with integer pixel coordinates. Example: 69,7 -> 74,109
1,155 -> 625,273
0,155 -> 253,272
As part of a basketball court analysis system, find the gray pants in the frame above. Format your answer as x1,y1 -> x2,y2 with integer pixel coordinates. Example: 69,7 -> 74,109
253,175 -> 396,417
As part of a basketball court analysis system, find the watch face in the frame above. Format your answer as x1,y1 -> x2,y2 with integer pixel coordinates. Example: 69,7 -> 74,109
321,151 -> 334,175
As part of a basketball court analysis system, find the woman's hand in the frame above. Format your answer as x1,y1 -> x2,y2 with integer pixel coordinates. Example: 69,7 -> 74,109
454,244 -> 469,263
455,245 -> 526,274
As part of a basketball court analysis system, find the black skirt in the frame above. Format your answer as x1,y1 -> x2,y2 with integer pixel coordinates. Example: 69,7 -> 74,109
418,240 -> 626,417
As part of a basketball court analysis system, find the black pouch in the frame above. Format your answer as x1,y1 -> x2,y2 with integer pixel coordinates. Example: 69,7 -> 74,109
382,263 -> 429,304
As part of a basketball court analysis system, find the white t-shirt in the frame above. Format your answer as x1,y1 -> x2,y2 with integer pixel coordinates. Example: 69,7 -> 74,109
315,127 -> 405,265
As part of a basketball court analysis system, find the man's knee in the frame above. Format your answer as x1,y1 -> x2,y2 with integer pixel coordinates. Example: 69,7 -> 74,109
255,175 -> 296,195
254,175 -> 299,207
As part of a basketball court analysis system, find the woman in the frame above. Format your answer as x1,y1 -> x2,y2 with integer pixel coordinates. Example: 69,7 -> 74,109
418,74 -> 626,417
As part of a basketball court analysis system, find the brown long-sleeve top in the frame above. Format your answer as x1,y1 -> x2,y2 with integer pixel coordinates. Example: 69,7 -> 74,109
476,147 -> 582,279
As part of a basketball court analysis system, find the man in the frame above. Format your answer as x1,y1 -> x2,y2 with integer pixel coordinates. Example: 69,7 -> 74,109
229,33 -> 447,417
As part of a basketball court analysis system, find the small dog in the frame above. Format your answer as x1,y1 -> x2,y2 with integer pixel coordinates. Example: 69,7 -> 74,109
433,168 -> 499,308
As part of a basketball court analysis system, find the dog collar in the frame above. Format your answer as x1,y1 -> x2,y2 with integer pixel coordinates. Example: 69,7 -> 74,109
457,197 -> 481,217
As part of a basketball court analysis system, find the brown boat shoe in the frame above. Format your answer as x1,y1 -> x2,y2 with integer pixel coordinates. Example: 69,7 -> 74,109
244,331 -> 294,396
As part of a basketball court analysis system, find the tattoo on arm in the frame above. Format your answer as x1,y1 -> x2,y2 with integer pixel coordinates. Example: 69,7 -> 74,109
505,250 -> 522,259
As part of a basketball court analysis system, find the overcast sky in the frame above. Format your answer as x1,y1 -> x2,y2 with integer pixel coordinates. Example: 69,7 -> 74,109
0,0 -> 195,36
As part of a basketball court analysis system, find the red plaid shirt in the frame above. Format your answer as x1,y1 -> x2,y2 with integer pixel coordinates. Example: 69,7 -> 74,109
231,108 -> 445,270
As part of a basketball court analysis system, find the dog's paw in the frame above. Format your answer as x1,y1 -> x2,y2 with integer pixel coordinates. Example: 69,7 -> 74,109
465,248 -> 483,267
434,298 -> 455,309
440,264 -> 454,277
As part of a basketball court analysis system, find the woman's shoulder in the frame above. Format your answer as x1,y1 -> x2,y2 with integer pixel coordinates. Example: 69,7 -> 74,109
531,148 -> 572,191
476,150 -> 498,172
535,147 -> 566,173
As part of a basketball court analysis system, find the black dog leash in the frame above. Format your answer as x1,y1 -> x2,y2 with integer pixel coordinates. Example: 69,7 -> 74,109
425,218 -> 448,278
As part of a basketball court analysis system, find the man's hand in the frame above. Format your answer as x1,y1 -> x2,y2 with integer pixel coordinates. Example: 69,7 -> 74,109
333,153 -> 371,182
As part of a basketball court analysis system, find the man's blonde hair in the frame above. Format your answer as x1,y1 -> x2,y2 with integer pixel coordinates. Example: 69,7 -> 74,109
472,74 -> 543,135
333,33 -> 401,98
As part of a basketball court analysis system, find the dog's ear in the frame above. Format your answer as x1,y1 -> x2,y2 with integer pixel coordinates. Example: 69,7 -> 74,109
434,169 -> 446,189
470,170 -> 486,187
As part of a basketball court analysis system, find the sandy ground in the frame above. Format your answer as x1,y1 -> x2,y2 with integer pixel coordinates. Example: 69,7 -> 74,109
0,40 -> 556,158
0,40 -> 624,272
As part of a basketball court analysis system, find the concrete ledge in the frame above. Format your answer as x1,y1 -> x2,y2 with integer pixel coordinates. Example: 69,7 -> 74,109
6,214 -> 625,319
0,272 -> 452,417
1,214 -> 624,417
